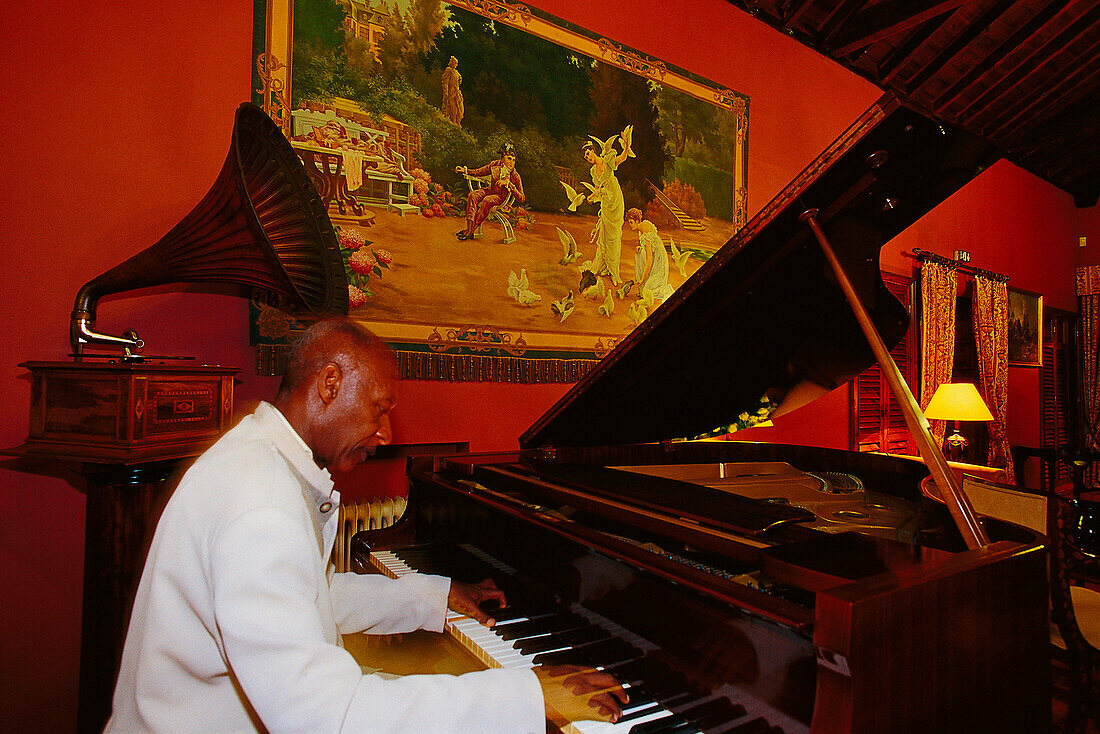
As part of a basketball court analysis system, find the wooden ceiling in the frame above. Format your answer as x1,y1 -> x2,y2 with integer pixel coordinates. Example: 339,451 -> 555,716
728,0 -> 1100,206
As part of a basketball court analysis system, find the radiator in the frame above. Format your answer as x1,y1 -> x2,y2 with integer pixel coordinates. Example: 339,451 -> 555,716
334,496 -> 407,572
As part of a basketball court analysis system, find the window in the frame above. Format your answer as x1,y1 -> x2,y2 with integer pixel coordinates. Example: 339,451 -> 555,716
1041,308 -> 1077,488
851,272 -> 918,455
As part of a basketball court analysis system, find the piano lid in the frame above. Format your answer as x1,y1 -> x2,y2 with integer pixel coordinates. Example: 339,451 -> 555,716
522,95 -> 1001,451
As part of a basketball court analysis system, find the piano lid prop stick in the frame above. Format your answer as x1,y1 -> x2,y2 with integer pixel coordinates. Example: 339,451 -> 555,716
798,208 -> 990,550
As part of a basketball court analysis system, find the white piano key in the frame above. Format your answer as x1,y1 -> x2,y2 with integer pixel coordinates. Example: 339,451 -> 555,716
568,706 -> 677,733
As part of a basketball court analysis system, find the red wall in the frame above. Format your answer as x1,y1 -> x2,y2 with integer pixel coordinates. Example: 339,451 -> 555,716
0,1 -> 1094,731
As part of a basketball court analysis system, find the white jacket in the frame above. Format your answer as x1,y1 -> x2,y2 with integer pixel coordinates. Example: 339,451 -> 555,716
107,402 -> 544,733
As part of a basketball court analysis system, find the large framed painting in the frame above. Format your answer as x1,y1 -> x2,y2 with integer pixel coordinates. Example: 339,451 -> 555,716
1007,287 -> 1042,367
251,0 -> 748,381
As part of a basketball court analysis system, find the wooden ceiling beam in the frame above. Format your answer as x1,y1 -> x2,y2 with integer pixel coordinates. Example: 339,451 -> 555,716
780,0 -> 815,30
899,0 -> 1018,96
956,1 -> 1100,120
826,0 -> 966,56
879,13 -> 950,83
818,0 -> 869,51
983,39 -> 1100,140
932,0 -> 1068,113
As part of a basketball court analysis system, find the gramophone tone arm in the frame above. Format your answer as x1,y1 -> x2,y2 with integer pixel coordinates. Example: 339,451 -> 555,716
70,312 -> 144,356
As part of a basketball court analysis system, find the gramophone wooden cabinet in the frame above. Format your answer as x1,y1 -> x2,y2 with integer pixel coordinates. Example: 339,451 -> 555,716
21,361 -> 237,461
11,361 -> 238,733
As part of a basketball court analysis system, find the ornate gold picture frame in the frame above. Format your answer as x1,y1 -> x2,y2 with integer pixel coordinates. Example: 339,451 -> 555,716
1007,287 -> 1042,367
252,0 -> 748,381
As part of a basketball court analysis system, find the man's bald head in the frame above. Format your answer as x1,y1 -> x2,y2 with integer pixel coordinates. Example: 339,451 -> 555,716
273,319 -> 398,472
276,320 -> 395,401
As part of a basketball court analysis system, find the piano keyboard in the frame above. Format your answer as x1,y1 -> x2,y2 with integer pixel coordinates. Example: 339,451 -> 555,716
368,545 -> 805,734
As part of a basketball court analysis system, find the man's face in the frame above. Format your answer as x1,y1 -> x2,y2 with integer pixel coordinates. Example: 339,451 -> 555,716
314,358 -> 396,473
503,153 -> 516,168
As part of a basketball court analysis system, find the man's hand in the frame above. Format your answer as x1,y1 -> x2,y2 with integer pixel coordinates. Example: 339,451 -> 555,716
535,664 -> 628,725
447,579 -> 506,626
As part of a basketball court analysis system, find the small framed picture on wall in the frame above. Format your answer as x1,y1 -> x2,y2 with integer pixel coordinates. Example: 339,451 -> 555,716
1007,288 -> 1043,366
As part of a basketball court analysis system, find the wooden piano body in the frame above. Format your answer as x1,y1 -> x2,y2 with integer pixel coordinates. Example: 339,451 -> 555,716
351,95 -> 1050,733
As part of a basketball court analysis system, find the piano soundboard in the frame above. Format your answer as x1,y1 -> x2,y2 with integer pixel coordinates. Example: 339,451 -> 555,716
367,543 -> 806,734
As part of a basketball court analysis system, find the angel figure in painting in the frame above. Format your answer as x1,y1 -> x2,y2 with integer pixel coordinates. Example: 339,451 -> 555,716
582,125 -> 633,287
626,207 -> 674,304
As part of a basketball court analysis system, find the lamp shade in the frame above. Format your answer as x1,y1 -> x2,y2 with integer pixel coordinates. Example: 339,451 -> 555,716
924,382 -> 994,422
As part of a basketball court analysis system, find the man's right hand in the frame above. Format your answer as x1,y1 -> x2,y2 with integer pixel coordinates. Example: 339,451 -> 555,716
534,664 -> 628,725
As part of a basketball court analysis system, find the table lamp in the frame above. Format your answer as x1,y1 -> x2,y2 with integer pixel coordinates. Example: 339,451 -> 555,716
924,382 -> 994,461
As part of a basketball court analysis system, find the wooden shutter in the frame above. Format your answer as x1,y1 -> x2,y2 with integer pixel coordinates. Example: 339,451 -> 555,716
851,272 -> 917,455
1041,310 -> 1076,488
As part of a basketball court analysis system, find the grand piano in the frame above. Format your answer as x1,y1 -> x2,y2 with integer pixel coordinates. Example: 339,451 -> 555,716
350,94 -> 1050,733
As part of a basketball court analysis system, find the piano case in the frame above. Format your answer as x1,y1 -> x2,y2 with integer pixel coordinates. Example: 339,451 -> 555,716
353,94 -> 1050,734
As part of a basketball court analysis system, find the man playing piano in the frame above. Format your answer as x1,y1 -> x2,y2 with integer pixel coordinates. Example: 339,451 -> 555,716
107,319 -> 626,732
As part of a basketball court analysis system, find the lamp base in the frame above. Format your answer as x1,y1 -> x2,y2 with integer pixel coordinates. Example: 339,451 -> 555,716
945,429 -> 968,463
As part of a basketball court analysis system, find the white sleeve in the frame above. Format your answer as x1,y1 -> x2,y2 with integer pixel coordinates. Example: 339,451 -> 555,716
329,570 -> 450,634
211,506 -> 544,733
341,667 -> 546,734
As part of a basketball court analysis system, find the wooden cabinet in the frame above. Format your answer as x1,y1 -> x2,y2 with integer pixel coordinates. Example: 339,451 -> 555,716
10,361 -> 238,733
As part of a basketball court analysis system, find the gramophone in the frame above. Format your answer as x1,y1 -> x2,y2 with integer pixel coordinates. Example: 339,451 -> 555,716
22,102 -> 347,462
10,102 -> 348,733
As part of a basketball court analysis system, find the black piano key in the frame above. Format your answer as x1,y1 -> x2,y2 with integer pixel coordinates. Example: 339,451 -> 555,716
533,637 -> 640,667
395,546 -> 493,582
629,716 -> 700,734
497,613 -> 586,641
516,625 -> 609,654
492,583 -> 562,615
588,639 -> 646,668
661,693 -> 706,714
618,691 -> 659,712
617,702 -> 667,724
603,656 -> 670,686
391,545 -> 567,617
493,611 -> 561,630
478,599 -> 517,620
676,698 -> 745,730
635,672 -> 693,702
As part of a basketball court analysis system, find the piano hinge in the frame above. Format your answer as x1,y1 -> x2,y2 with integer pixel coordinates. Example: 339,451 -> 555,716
816,647 -> 851,677
537,446 -> 557,462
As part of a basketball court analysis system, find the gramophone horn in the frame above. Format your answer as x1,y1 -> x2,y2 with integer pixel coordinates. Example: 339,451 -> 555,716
70,102 -> 348,357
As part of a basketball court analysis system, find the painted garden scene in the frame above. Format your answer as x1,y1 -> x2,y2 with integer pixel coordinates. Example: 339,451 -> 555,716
257,0 -> 747,363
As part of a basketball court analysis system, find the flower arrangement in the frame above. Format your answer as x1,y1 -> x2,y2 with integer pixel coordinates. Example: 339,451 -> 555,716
408,168 -> 456,218
691,395 -> 777,439
337,227 -> 392,305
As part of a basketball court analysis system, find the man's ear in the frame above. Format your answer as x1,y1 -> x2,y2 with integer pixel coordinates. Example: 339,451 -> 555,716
317,362 -> 343,406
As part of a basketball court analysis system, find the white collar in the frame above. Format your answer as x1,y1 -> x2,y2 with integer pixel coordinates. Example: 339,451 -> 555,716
252,402 -> 339,553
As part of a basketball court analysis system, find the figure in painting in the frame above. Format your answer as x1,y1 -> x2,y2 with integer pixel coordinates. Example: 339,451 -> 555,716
442,56 -> 464,126
626,207 -> 674,303
582,127 -> 633,286
455,143 -> 525,241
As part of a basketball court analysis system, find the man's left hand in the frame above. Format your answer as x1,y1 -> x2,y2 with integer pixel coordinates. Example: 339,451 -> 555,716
448,578 -> 507,627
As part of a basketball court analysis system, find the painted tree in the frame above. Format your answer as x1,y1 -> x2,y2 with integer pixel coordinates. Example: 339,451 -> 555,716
652,83 -> 738,167
587,62 -> 668,210
290,0 -> 349,103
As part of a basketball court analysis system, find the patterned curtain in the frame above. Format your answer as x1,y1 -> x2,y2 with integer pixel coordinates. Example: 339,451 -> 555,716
972,273 -> 1014,482
1077,267 -> 1100,486
920,259 -> 958,447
